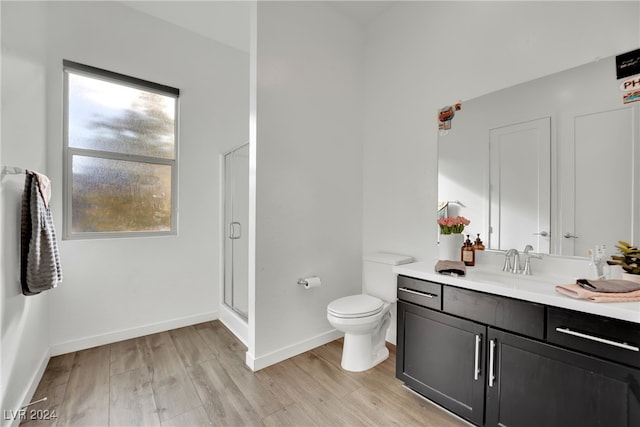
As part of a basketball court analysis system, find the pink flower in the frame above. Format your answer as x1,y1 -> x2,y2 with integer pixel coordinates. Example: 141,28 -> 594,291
437,216 -> 470,234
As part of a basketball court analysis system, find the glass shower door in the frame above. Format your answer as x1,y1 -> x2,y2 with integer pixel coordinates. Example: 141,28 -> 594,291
223,143 -> 249,320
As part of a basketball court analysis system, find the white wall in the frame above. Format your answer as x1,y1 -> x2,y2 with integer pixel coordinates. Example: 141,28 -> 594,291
1,0 -> 248,416
363,0 -> 640,264
42,1 -> 248,354
251,1 -> 364,369
1,2 -> 51,421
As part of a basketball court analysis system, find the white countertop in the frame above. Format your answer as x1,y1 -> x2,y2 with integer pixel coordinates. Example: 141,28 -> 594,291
394,260 -> 640,324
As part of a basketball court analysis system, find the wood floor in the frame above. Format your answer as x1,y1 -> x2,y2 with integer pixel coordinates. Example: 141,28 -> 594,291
21,320 -> 468,427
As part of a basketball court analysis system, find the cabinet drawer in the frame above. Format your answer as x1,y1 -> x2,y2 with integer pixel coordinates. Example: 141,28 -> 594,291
547,307 -> 640,369
397,275 -> 442,310
443,286 -> 545,339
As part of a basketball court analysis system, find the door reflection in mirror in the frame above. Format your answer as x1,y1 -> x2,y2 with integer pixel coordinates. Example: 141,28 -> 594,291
438,55 -> 640,257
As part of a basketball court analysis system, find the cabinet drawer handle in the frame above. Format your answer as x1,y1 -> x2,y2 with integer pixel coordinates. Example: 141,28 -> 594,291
474,334 -> 482,381
398,287 -> 437,298
488,339 -> 496,387
555,327 -> 640,352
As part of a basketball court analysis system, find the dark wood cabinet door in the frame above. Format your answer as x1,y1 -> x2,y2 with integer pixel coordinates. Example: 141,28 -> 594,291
397,301 -> 486,426
486,328 -> 640,427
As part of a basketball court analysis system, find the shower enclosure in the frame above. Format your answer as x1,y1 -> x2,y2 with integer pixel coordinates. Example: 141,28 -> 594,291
221,143 -> 249,342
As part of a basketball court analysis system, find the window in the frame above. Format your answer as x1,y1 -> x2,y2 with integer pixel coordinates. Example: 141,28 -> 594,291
63,60 -> 179,239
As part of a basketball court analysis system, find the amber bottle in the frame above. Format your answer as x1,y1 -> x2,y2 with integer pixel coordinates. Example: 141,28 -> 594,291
461,234 -> 476,266
474,234 -> 485,251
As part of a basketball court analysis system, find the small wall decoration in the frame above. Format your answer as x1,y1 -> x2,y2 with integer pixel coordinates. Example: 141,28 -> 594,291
616,48 -> 640,79
623,90 -> 640,104
620,74 -> 640,104
620,75 -> 640,91
438,101 -> 462,135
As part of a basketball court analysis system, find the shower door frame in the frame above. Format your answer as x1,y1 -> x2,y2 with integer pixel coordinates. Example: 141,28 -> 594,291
221,142 -> 250,339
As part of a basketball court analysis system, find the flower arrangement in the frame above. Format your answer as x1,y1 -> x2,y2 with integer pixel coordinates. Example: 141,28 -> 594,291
608,240 -> 640,275
437,216 -> 470,235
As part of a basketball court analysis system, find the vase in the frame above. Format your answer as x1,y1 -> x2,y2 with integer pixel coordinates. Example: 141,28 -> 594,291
439,233 -> 464,261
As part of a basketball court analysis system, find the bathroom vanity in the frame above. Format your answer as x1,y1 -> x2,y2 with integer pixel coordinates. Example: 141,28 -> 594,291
394,260 -> 640,427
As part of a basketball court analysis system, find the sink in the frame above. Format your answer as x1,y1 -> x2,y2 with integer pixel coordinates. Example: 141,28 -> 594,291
462,250 -> 591,289
464,267 -> 575,290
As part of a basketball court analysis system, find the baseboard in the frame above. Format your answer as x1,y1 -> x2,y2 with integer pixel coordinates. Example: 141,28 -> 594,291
246,328 -> 344,371
49,311 -> 218,356
218,305 -> 248,346
402,385 -> 475,427
3,349 -> 50,427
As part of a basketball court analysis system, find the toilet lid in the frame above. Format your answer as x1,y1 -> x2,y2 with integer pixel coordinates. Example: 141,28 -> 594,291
328,295 -> 384,318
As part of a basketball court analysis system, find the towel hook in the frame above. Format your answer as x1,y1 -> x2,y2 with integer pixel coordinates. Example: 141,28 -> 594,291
2,165 -> 26,177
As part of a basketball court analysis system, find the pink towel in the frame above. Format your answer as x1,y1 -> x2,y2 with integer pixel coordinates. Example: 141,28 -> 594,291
555,283 -> 640,302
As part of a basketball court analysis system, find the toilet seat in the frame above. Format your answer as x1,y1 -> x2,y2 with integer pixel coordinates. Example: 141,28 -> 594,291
327,294 -> 384,319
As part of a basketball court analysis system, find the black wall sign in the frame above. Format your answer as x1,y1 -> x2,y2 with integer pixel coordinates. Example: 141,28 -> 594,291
616,49 -> 640,80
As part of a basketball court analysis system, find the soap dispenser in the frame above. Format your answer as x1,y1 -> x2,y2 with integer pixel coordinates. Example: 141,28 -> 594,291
474,234 -> 485,251
586,245 -> 607,279
461,234 -> 476,266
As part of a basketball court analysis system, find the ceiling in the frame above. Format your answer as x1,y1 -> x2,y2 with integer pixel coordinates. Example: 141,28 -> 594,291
121,1 -> 394,52
329,1 -> 393,24
122,1 -> 252,52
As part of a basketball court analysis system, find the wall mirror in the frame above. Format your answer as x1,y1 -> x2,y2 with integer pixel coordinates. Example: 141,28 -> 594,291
438,54 -> 640,258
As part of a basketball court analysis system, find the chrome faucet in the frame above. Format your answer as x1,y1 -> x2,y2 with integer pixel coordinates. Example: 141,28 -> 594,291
511,249 -> 521,274
521,245 -> 542,275
503,249 -> 521,273
502,250 -> 512,272
503,246 -> 542,275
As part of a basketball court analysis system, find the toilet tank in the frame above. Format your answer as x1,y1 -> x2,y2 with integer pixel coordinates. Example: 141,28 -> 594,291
363,252 -> 413,302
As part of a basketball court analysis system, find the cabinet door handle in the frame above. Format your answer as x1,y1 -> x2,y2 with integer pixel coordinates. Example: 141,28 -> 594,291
474,334 -> 482,381
555,327 -> 640,352
398,287 -> 437,298
488,339 -> 496,387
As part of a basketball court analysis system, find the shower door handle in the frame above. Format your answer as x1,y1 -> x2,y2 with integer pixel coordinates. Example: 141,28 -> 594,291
229,222 -> 241,239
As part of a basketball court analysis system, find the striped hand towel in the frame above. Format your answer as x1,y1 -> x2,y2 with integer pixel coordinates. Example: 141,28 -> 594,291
20,171 -> 62,295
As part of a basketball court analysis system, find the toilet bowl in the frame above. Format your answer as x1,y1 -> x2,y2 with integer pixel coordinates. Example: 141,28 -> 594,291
327,294 -> 392,371
327,253 -> 413,372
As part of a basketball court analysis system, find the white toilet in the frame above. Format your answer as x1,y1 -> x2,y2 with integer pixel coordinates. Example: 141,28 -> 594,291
327,252 -> 413,372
